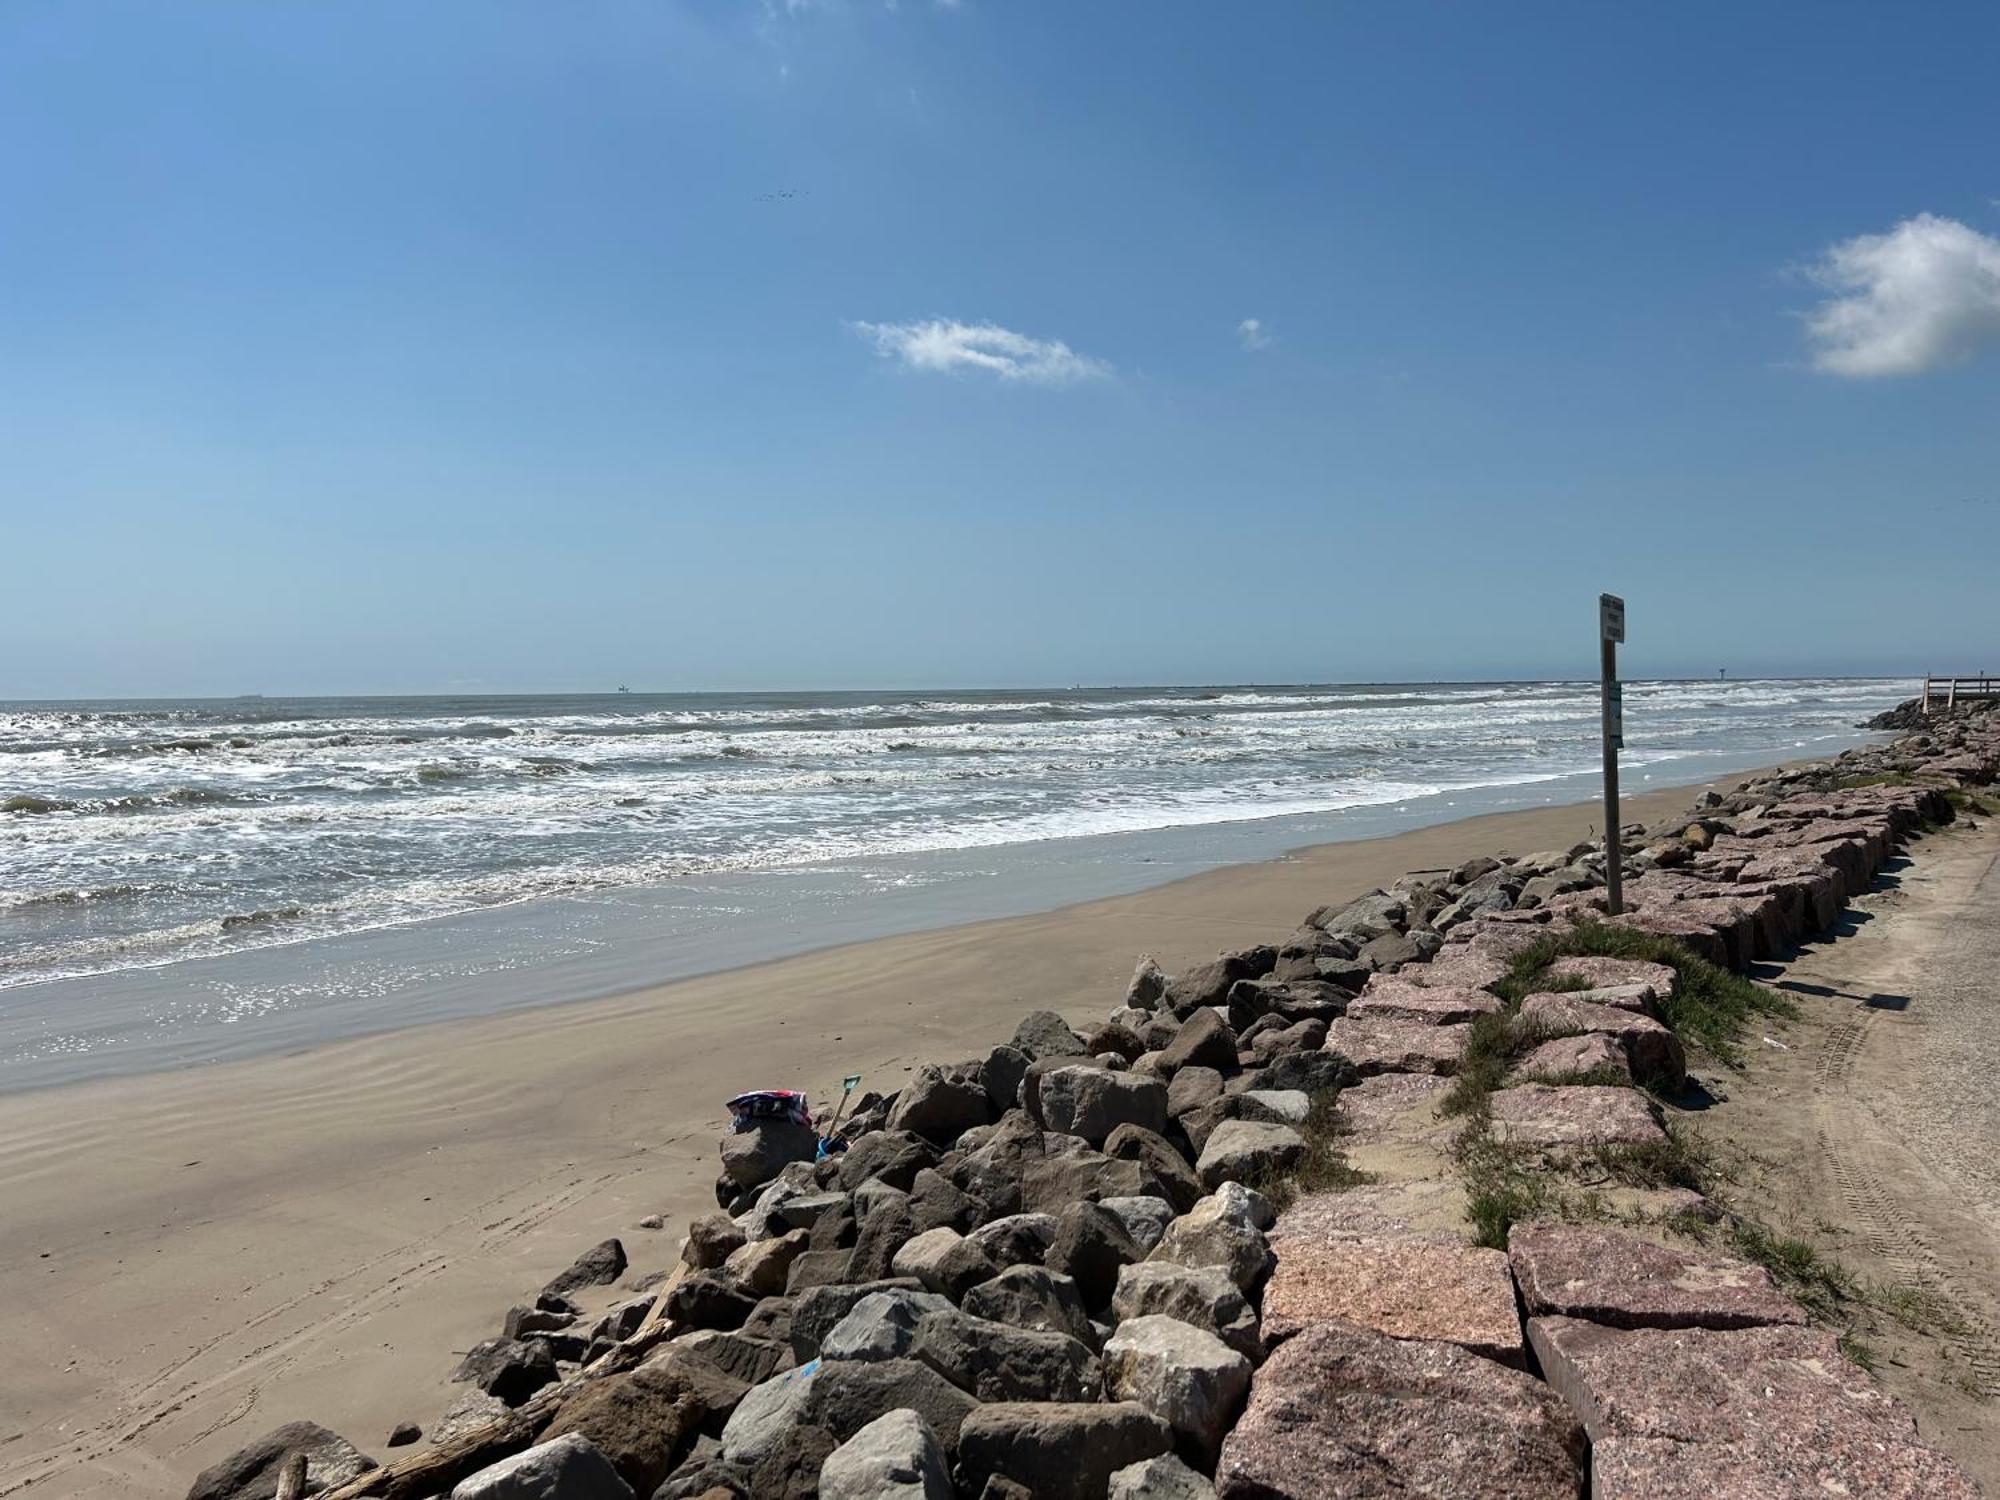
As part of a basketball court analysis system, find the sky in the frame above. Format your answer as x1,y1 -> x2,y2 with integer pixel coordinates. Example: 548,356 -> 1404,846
2,1 -> 1997,698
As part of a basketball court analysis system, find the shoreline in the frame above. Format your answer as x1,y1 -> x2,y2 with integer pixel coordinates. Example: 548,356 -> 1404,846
0,735 -> 1883,1095
0,770 -> 1769,1499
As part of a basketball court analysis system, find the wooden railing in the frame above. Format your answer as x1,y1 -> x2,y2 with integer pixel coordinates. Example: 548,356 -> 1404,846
1921,675 -> 2000,713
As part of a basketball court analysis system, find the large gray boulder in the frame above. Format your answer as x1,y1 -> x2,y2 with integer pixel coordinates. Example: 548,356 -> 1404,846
962,1265 -> 1097,1349
1160,1010 -> 1240,1075
909,1309 -> 1103,1402
452,1338 -> 558,1406
720,1119 -> 819,1191
449,1433 -> 633,1500
1012,1010 -> 1092,1061
891,1226 -> 999,1301
540,1238 -> 628,1300
1146,1186 -> 1276,1294
1194,1120 -> 1306,1191
1096,1196 -> 1177,1255
1046,1201 -> 1143,1313
185,1422 -> 376,1500
1109,1453 -> 1216,1499
1037,1066 -> 1169,1145
817,1409 -> 952,1500
1103,1315 -> 1253,1464
820,1287 -> 955,1361
1110,1262 -> 1261,1361
887,1066 -> 992,1146
957,1402 -> 1175,1500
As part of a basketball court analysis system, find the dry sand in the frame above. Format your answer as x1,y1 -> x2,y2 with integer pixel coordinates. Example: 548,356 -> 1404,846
1695,814 -> 2000,1488
0,777 -> 1736,1499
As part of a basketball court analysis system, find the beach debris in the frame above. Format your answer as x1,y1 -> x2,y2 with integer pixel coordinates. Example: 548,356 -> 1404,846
185,1422 -> 375,1500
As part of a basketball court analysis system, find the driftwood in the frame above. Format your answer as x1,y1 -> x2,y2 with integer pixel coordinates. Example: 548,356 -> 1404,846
274,1452 -> 309,1500
314,1257 -> 693,1499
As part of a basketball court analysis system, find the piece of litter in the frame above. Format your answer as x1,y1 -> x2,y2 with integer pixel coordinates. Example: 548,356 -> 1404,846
1762,1036 -> 1788,1050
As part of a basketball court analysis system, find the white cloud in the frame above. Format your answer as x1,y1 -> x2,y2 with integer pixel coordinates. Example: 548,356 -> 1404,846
850,319 -> 1111,385
1237,317 -> 1271,352
1802,213 -> 2000,377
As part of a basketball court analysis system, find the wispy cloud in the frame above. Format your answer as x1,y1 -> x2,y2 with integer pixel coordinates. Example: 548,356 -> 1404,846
850,319 -> 1111,385
1237,317 -> 1271,352
1802,213 -> 2000,377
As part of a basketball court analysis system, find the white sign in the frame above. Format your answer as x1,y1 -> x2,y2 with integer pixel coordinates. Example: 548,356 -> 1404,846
1600,593 -> 1626,644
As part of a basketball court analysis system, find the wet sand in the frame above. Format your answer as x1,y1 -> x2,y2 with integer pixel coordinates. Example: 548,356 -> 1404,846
0,775 -> 1741,1498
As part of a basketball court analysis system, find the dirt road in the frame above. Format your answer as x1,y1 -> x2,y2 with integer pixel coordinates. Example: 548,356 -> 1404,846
1699,814 -> 2000,1487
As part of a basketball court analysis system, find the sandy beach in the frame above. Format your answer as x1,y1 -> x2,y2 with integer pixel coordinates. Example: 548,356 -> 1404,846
0,773 -> 1759,1498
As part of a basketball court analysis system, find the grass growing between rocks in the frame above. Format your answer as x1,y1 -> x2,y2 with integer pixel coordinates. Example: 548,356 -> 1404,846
1496,919 -> 1795,1065
1589,1118 -> 1715,1192
1251,1089 -> 1374,1214
1728,1215 -> 1853,1323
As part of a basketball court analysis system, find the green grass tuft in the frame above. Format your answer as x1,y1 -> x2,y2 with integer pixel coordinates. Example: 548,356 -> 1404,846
1250,1088 -> 1373,1213
1731,1216 -> 1852,1321
1495,919 -> 1793,1065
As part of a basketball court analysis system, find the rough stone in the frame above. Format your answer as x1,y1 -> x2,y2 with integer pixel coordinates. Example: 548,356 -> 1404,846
719,1361 -> 822,1470
1486,1084 -> 1667,1150
1160,1010 -> 1240,1074
1021,1148 -> 1170,1216
1348,981 -> 1503,1025
1147,1187 -> 1275,1294
722,1228 -> 809,1298
979,1045 -> 1034,1114
1085,1019 -> 1149,1062
788,1277 -> 925,1361
1096,1196 -> 1177,1255
1012,1010 -> 1091,1061
806,1357 -> 980,1457
1528,1315 -> 1976,1498
1329,1073 -> 1450,1144
1509,1223 -> 1805,1331
817,1409 -> 952,1500
1111,1262 -> 1261,1362
185,1422 -> 377,1500
1126,955 -> 1170,1010
452,1338 -> 559,1406
1545,955 -> 1677,1002
1165,1066 -> 1224,1118
888,1066 -> 993,1146
1324,1016 -> 1470,1076
957,1402 -> 1175,1500
430,1390 -> 511,1446
1215,1319 -> 1585,1499
967,1212 -> 1059,1268
907,1167 -> 984,1234
1518,993 -> 1686,1088
1261,1231 -> 1523,1363
836,1130 -> 940,1193
962,1265 -> 1097,1348
719,1120 -> 819,1192
1243,1050 -> 1354,1097
1108,1453 -> 1217,1500
910,1309 -> 1103,1402
1513,1032 -> 1631,1083
1103,1315 -> 1253,1463
1590,1433 -> 1978,1500
1102,1126 -> 1202,1215
541,1238 -> 629,1301
448,1433 -> 633,1500
1194,1120 -> 1306,1190
666,1273 -> 758,1334
683,1213 -> 747,1271
892,1226 -> 999,1301
820,1288 -> 955,1361
1037,1066 -> 1170,1145
1233,1089 -> 1311,1126
1046,1201 -> 1143,1311
540,1343 -> 746,1494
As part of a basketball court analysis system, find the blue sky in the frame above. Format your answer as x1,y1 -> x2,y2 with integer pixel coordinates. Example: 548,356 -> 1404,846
2,1 -> 1996,697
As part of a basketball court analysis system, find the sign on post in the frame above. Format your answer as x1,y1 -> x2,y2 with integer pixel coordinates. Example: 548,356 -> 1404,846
1600,594 -> 1626,644
1599,594 -> 1625,914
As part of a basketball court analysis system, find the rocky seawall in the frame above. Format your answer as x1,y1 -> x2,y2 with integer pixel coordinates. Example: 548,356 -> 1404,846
187,706 -> 2000,1500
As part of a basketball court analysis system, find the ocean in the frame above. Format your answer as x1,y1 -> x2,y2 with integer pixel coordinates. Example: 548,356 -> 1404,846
0,678 -> 1908,1088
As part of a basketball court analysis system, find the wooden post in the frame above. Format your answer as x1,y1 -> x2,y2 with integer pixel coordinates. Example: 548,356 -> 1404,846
1922,675 -> 1931,715
1948,677 -> 1958,709
275,1454 -> 309,1500
1599,594 -> 1625,916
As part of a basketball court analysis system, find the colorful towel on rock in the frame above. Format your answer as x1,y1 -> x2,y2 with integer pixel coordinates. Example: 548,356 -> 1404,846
725,1089 -> 813,1130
